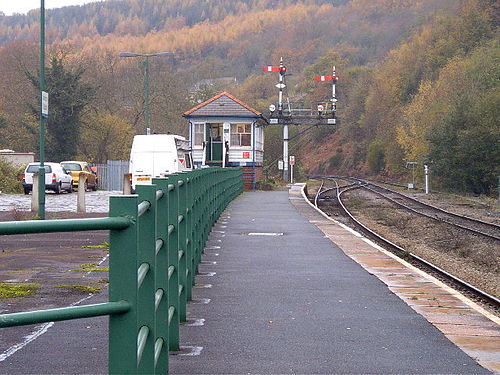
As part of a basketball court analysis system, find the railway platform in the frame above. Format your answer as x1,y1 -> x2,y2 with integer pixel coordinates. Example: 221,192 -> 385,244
169,185 -> 498,374
0,185 -> 498,374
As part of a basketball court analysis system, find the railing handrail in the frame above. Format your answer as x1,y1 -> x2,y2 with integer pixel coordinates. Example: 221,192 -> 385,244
0,216 -> 131,235
0,167 -> 244,375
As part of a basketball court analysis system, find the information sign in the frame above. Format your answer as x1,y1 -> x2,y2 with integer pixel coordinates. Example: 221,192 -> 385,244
41,91 -> 49,118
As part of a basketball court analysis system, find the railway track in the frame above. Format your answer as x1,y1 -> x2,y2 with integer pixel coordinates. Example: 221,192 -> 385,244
352,178 -> 500,241
309,176 -> 500,310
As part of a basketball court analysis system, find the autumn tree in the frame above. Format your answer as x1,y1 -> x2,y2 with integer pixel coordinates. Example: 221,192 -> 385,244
79,113 -> 134,163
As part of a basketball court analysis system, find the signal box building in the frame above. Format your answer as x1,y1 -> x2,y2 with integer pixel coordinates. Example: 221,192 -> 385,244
183,91 -> 266,189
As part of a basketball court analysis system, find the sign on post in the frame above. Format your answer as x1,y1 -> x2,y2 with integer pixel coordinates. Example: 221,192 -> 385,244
41,91 -> 49,118
289,156 -> 295,184
278,160 -> 284,170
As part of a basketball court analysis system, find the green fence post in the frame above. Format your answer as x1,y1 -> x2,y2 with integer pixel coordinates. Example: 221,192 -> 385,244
135,184 -> 157,374
177,175 -> 188,322
184,173 -> 195,300
151,178 -> 169,373
192,170 -> 203,272
109,195 -> 139,374
166,175 -> 180,351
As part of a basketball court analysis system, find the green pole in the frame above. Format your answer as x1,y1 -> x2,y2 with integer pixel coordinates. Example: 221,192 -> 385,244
38,0 -> 46,220
144,57 -> 150,134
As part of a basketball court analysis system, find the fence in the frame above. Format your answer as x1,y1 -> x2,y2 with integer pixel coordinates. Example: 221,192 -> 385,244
0,167 -> 243,374
94,160 -> 129,191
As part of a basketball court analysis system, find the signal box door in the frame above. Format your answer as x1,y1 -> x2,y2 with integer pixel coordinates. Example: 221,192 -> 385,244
206,123 -> 223,161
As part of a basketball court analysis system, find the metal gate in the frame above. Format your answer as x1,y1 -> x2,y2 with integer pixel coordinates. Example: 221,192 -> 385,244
95,160 -> 129,191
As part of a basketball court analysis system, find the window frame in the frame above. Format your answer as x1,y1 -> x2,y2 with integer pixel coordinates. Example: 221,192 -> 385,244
193,123 -> 205,147
230,122 -> 252,148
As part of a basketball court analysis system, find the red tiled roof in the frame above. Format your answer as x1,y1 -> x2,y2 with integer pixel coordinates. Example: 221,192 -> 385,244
183,91 -> 262,116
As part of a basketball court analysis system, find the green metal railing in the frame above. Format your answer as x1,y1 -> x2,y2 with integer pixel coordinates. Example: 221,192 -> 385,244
0,167 -> 243,374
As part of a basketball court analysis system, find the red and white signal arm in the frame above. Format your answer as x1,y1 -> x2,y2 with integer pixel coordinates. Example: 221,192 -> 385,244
315,75 -> 339,82
289,156 -> 295,165
263,66 -> 280,72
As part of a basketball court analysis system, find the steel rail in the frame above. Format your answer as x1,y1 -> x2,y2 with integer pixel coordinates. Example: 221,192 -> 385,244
313,179 -> 325,207
352,178 -> 500,234
327,183 -> 500,308
344,177 -> 500,241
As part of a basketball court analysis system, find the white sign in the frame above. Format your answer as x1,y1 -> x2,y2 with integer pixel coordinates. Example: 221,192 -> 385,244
41,91 -> 48,118
289,156 -> 295,165
278,160 -> 284,170
270,118 -> 279,124
275,83 -> 286,89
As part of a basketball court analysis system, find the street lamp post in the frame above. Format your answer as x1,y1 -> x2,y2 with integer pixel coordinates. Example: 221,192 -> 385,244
119,52 -> 175,134
38,0 -> 46,219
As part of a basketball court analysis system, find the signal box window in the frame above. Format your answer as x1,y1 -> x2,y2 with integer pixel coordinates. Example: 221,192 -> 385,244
231,123 -> 251,147
194,124 -> 204,146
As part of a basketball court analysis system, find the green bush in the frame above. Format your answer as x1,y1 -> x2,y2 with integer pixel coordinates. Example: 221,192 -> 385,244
0,159 -> 24,194
366,141 -> 385,173
256,178 -> 278,191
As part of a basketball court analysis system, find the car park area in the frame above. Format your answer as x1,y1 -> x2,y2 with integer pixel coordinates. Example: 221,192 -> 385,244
0,190 -> 117,213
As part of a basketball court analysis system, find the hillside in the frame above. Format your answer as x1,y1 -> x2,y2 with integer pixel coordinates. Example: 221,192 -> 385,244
0,0 -> 497,195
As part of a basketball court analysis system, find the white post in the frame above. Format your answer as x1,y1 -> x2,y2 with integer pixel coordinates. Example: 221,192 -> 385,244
201,142 -> 207,166
31,172 -> 39,212
222,122 -> 230,168
283,124 -> 289,181
424,164 -> 429,194
290,164 -> 294,184
77,173 -> 86,213
123,174 -> 132,195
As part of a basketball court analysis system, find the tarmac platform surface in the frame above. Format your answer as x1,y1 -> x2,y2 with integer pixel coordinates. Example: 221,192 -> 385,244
0,187 -> 494,374
169,187 -> 491,374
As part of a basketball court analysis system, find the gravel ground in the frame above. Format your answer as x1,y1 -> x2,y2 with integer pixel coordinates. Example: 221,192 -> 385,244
0,190 -> 122,213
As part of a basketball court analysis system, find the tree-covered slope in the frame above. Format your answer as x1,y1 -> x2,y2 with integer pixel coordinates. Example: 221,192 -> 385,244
0,0 -> 496,194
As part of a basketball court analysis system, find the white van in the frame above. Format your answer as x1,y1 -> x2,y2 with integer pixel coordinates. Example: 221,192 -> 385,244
129,134 -> 193,191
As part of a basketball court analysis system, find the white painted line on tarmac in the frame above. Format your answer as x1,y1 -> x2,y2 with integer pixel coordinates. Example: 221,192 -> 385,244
194,283 -> 212,289
205,246 -> 221,250
84,254 -> 109,277
360,237 -> 500,325
0,293 -> 96,362
176,346 -> 203,356
184,318 -> 205,327
298,183 -> 500,325
0,322 -> 54,362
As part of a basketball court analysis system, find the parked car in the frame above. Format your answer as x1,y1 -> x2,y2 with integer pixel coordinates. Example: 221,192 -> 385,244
60,161 -> 98,191
22,162 -> 73,194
